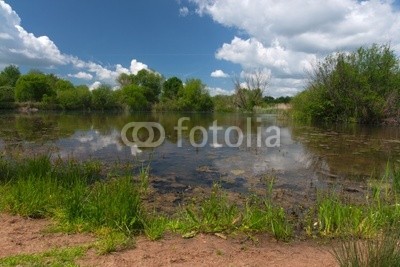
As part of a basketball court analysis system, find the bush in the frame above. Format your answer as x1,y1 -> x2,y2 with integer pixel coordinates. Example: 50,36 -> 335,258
15,73 -> 55,102
91,85 -> 120,110
0,85 -> 15,102
292,44 -> 400,124
58,87 -> 91,110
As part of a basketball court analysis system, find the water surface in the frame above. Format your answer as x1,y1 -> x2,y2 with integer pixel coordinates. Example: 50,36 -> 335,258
1,112 -> 399,193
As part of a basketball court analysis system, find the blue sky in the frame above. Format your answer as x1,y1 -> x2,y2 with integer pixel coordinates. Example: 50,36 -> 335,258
1,0 -> 400,96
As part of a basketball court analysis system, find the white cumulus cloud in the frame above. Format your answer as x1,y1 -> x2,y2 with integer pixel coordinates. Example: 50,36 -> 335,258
130,59 -> 148,75
179,6 -> 190,17
68,72 -> 93,80
191,0 -> 400,95
89,81 -> 102,91
207,87 -> 234,96
211,69 -> 229,78
0,1 -> 149,85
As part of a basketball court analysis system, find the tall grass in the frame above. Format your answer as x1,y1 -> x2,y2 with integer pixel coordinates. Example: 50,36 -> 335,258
84,176 -> 143,233
332,232 -> 400,267
0,156 -> 144,236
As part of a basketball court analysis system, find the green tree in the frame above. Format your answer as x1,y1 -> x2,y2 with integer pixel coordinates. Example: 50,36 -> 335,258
91,85 -> 119,110
15,73 -> 55,102
162,77 -> 183,100
116,70 -> 164,104
116,73 -> 133,87
120,84 -> 148,111
0,86 -> 15,102
58,86 -> 91,110
178,79 -> 213,111
131,70 -> 164,103
0,65 -> 21,87
54,79 -> 74,92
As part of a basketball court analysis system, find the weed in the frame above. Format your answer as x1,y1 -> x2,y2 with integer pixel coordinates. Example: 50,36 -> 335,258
95,228 -> 134,254
0,246 -> 87,267
143,215 -> 169,241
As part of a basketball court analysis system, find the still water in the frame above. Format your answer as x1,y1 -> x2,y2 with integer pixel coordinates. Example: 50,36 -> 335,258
1,112 -> 399,193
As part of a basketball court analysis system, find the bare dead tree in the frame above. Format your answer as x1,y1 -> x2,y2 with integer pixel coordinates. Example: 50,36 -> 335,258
232,68 -> 270,111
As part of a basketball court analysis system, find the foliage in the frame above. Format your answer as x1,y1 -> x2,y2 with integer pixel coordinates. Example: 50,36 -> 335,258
15,73 -> 55,102
0,65 -> 21,87
91,85 -> 120,110
2,65 -> 217,112
162,76 -> 183,100
57,86 -> 91,110
177,79 -> 214,111
263,96 -> 292,104
212,95 -> 236,112
120,84 -> 149,111
54,79 -> 74,92
132,69 -> 163,104
0,85 -> 15,102
292,44 -> 400,123
117,69 -> 164,104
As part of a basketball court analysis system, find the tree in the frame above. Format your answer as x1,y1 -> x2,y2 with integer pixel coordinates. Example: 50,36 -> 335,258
54,79 -> 74,92
233,69 -> 270,111
58,86 -> 91,110
116,70 -> 164,104
131,69 -> 164,103
162,77 -> 183,100
0,86 -> 15,102
177,79 -> 213,111
121,84 -> 148,111
116,73 -> 133,87
91,85 -> 119,110
15,73 -> 54,102
0,65 -> 21,87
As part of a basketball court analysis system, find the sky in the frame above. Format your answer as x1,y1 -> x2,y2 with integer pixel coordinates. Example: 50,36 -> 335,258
1,0 -> 400,97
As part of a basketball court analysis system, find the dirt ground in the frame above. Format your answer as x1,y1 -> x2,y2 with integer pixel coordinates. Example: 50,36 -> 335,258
0,214 -> 337,267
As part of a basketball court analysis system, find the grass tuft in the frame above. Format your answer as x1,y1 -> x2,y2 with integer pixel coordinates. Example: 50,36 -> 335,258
332,232 -> 400,267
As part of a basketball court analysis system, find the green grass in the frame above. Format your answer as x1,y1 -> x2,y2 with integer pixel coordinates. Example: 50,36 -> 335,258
94,228 -> 134,254
241,197 -> 293,240
173,184 -> 292,241
0,156 -> 144,254
332,232 -> 400,267
0,246 -> 87,267
175,184 -> 240,235
2,155 -> 400,267
143,215 -> 169,241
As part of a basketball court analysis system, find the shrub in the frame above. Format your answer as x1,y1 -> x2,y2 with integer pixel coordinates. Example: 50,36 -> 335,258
292,44 -> 400,123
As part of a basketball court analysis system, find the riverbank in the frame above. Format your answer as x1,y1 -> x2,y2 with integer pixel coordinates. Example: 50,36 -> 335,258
0,214 -> 336,267
1,156 -> 400,266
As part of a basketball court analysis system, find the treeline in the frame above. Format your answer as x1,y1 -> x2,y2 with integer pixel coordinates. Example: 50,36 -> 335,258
292,44 -> 400,124
0,67 -> 214,112
0,66 -> 292,113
